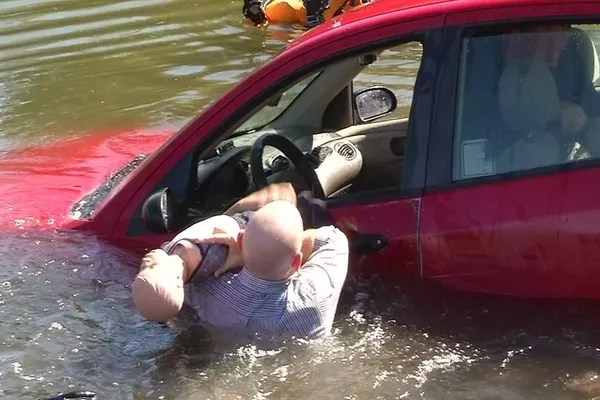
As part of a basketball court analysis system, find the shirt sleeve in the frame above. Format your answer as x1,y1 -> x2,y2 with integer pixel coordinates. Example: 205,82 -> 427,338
298,225 -> 349,297
161,214 -> 244,254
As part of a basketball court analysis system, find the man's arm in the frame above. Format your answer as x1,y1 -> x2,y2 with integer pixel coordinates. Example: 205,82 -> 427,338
224,182 -> 297,215
225,182 -> 332,229
298,226 -> 349,294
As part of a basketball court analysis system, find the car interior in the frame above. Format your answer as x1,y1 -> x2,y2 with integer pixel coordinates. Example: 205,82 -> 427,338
140,23 -> 600,234
453,24 -> 600,180
163,43 -> 423,227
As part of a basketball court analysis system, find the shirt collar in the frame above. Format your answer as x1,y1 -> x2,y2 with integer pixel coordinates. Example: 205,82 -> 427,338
238,268 -> 289,293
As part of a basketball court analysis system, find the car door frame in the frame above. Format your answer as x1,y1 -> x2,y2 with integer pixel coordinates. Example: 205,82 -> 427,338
421,2 -> 600,296
102,12 -> 447,253
427,1 -> 600,188
322,27 -> 443,277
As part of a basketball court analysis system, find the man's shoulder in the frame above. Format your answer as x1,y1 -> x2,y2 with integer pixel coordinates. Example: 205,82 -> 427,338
311,225 -> 349,251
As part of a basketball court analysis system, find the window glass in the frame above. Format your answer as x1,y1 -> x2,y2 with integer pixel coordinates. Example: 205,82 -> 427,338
127,35 -> 432,236
353,41 -> 423,121
235,71 -> 321,133
453,23 -> 600,181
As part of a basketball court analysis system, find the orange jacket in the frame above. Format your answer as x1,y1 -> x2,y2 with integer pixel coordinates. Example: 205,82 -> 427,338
263,0 -> 366,26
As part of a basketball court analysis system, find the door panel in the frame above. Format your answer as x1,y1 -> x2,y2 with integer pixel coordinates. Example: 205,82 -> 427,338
420,168 -> 600,298
339,119 -> 409,191
341,119 -> 409,167
328,197 -> 421,277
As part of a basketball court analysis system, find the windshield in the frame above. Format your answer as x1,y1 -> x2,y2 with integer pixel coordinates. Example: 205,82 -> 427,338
234,71 -> 321,133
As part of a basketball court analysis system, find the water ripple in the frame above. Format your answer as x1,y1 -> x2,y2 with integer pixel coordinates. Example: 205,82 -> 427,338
0,0 -> 271,147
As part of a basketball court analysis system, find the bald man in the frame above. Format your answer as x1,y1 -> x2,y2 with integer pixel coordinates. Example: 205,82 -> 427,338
132,183 -> 349,339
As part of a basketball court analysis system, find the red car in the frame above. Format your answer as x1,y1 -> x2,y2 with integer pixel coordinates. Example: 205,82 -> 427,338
2,0 -> 600,299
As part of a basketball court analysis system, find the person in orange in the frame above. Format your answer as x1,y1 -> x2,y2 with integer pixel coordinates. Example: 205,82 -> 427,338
243,0 -> 369,28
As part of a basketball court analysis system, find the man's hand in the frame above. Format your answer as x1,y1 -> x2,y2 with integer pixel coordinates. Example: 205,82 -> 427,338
561,102 -> 588,135
301,229 -> 319,262
225,182 -> 297,215
196,229 -> 245,277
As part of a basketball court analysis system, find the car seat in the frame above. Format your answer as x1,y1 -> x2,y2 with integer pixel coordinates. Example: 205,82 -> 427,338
495,58 -> 563,173
553,27 -> 600,119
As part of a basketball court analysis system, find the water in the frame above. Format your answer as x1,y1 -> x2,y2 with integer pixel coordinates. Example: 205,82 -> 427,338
1,1 -> 600,399
3,232 -> 600,400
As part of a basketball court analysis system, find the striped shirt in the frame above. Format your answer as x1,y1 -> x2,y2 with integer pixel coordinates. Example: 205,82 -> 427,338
183,223 -> 349,340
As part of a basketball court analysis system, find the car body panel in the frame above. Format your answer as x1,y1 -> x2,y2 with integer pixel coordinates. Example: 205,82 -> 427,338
328,198 -> 422,277
420,168 -> 600,298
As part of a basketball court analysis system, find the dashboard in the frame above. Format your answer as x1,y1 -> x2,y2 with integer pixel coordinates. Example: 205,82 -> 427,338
191,131 -> 364,213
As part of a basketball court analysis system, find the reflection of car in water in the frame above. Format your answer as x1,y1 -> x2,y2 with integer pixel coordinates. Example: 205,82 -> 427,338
4,0 -> 600,300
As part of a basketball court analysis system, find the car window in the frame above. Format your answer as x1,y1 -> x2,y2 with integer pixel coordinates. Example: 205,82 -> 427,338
126,30 -> 436,237
235,71 -> 321,133
452,23 -> 600,181
353,41 -> 423,121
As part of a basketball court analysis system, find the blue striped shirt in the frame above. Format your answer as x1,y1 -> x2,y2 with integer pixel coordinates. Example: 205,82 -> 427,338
183,225 -> 349,340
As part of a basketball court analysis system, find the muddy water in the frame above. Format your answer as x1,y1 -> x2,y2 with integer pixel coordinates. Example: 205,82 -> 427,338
1,1 -> 600,399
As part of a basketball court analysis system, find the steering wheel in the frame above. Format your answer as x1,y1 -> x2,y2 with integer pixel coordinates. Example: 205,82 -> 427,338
251,133 -> 326,199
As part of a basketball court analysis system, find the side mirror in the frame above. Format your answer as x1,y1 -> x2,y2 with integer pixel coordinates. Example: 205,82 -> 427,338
354,86 -> 397,123
141,187 -> 183,233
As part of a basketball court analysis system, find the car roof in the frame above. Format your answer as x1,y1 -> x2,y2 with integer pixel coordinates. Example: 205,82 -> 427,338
289,0 -> 593,47
339,0 -> 594,19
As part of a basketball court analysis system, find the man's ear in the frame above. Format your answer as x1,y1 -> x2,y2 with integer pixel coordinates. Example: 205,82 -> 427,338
291,252 -> 303,271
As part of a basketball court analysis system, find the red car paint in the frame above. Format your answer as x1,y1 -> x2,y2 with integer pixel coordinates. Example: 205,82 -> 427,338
0,129 -> 173,230
1,0 -> 599,299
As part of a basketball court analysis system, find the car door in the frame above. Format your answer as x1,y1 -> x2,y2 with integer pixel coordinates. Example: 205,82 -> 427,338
419,3 -> 600,299
325,33 -> 441,278
107,13 -> 445,260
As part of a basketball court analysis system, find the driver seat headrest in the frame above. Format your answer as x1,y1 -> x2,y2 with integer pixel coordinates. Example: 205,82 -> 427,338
498,58 -> 560,134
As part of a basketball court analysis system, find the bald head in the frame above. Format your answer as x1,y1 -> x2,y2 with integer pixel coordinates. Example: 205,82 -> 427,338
241,200 -> 304,280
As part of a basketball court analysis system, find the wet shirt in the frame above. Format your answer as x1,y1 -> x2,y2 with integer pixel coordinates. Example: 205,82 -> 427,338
185,224 -> 349,340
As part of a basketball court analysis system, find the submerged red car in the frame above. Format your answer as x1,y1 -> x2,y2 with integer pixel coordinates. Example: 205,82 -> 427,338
2,0 -> 600,299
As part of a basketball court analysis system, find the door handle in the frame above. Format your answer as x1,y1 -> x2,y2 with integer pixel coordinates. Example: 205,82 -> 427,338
351,234 -> 388,254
